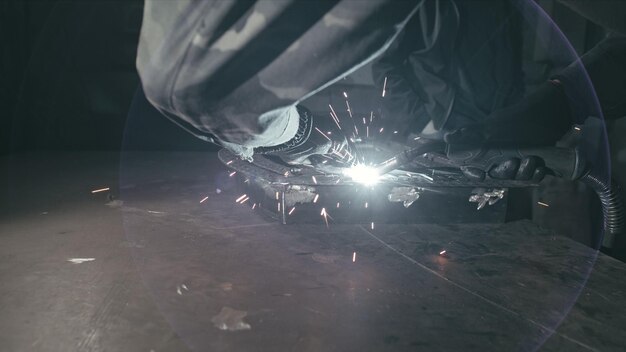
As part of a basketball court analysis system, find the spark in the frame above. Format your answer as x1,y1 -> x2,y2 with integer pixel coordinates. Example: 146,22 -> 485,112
414,136 -> 421,140
537,201 -> 550,207
315,127 -> 332,141
329,112 -> 341,129
199,196 -> 209,203
328,104 -> 342,129
313,194 -> 320,203
393,130 -> 398,134
366,126 -> 369,138
439,250 -> 447,256
343,164 -> 380,186
370,111 -> 374,122
574,126 -> 581,131
321,207 -> 329,227
343,91 -> 348,98
240,196 -> 249,204
312,175 -> 318,184
336,202 -> 340,208
382,76 -> 387,97
226,160 -> 234,165
362,117 -> 367,124
370,222 -> 375,230
278,202 -> 281,212
252,203 -> 257,209
289,207 -> 296,215
181,284 -> 188,290
91,187 -> 109,194
416,173 -> 434,182
354,125 -> 359,136
236,194 -> 247,203
275,191 -> 279,200
331,149 -> 345,159
341,147 -> 354,160
68,258 -> 95,264
229,171 -> 237,177
379,127 -> 384,133
352,252 -> 356,262
364,202 -> 368,208
346,100 -> 353,118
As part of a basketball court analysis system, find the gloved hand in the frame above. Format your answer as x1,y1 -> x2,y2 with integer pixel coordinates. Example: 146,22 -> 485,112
458,156 -> 550,182
253,105 -> 355,165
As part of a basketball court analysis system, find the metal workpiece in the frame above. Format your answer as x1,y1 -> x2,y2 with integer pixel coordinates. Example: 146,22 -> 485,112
469,188 -> 506,210
220,149 -> 509,225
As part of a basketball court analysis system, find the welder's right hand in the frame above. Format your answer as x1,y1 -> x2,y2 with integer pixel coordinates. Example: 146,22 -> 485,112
253,105 -> 354,166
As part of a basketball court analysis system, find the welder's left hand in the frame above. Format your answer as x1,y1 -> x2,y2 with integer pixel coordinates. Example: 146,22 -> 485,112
459,155 -> 551,182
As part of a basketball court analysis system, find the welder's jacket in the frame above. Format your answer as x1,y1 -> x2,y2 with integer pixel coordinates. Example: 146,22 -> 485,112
372,1 -> 523,136
137,0 -> 522,158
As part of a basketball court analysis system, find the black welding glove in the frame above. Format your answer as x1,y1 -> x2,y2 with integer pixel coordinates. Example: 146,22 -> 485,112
458,156 -> 550,182
253,105 -> 354,165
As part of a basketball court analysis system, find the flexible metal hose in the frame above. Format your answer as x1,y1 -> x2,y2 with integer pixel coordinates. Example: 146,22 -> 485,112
581,172 -> 625,248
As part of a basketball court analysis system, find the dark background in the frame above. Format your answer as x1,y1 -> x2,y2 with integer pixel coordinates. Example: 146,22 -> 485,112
0,0 -> 213,155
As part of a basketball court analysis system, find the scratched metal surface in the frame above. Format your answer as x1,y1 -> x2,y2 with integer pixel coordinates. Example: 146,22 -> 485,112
117,152 -> 625,352
1,152 -> 624,352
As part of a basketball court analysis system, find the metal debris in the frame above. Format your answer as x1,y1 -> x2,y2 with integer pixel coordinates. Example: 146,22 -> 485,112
211,307 -> 251,331
388,187 -> 420,208
469,188 -> 505,210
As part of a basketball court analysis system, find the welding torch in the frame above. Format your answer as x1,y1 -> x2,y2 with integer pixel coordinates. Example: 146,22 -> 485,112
372,140 -> 586,181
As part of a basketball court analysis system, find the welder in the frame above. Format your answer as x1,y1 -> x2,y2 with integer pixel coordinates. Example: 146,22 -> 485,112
137,0 -> 524,170
137,0 -> 623,181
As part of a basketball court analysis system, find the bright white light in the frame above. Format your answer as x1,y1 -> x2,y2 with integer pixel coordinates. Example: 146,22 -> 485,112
343,164 -> 380,186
